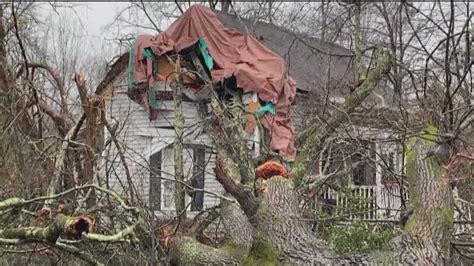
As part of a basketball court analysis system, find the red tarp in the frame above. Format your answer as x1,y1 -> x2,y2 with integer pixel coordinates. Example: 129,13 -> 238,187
131,5 -> 297,161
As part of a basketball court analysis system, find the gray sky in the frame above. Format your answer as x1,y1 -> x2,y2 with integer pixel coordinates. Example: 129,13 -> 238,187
39,2 -> 155,57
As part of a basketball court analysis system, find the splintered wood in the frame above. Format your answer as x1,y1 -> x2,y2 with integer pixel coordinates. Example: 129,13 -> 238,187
255,161 -> 288,180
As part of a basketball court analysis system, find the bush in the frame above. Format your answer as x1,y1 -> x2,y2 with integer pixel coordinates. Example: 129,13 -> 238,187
328,222 -> 394,254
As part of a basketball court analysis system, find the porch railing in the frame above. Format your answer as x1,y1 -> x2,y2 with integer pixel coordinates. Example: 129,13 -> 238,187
319,185 -> 472,237
320,184 -> 408,221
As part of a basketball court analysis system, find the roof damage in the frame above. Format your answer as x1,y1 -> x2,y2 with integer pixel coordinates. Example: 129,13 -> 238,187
96,5 -> 359,161
120,5 -> 301,160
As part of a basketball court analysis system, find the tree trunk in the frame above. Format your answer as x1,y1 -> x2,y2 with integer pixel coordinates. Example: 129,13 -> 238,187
168,200 -> 252,265
169,140 -> 455,264
392,138 -> 454,264
168,174 -> 369,264
249,177 -> 367,264
172,77 -> 187,229
164,46 -> 456,264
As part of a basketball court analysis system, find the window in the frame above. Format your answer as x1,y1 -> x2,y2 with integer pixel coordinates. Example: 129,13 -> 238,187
381,151 -> 396,183
321,144 -> 344,175
351,140 -> 376,186
317,143 -> 348,186
149,145 -> 207,212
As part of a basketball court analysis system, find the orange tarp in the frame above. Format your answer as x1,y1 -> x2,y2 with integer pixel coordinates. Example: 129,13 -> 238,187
131,5 -> 296,161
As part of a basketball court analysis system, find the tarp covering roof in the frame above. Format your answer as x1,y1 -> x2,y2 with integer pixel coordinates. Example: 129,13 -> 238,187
213,9 -> 356,94
130,5 -> 297,160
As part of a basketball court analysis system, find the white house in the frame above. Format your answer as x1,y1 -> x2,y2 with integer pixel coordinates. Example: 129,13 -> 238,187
96,7 -> 409,221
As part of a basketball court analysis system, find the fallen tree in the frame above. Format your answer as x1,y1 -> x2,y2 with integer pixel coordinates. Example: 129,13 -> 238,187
0,185 -> 140,265
163,46 -> 465,264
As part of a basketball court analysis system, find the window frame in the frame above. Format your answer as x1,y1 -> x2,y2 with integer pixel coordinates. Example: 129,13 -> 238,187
149,144 -> 208,212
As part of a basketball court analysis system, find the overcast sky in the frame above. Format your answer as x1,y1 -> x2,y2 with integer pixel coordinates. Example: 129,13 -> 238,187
39,2 -> 155,58
44,2 -> 128,37
37,2 -> 470,66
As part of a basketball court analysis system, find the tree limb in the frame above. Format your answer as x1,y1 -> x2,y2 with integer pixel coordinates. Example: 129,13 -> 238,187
101,113 -> 136,203
27,62 -> 67,114
214,148 -> 258,219
42,114 -> 86,215
0,214 -> 92,243
291,52 -> 392,180
53,242 -> 104,266
171,74 -> 187,230
85,222 -> 138,243
1,184 -> 139,215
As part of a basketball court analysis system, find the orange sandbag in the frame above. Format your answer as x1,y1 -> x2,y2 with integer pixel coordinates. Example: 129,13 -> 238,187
255,161 -> 288,179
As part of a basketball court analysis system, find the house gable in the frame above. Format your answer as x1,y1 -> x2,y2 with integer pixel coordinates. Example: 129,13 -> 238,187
100,71 -> 223,215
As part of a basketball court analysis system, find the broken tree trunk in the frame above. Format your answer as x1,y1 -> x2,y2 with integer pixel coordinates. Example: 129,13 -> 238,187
42,115 -> 85,216
163,50 -> 394,264
0,214 -> 93,244
169,166 -> 368,264
169,139 -> 456,264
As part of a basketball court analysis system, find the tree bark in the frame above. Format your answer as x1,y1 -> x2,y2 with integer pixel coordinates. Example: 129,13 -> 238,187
0,214 -> 93,244
168,200 -> 252,265
391,138 -> 454,264
172,76 -> 187,229
249,176 -> 367,264
170,142 -> 456,264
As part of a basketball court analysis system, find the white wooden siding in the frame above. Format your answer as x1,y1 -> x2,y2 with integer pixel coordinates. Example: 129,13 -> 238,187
99,72 -> 224,214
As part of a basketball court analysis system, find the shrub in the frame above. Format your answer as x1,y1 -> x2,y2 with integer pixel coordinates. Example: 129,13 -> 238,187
328,222 -> 394,254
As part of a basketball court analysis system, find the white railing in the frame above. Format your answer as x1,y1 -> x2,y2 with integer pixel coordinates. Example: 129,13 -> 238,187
320,185 -> 409,221
319,184 -> 472,237
322,186 -> 376,220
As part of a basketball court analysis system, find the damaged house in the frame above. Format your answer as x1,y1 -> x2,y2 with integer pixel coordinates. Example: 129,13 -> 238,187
96,5 -> 405,220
